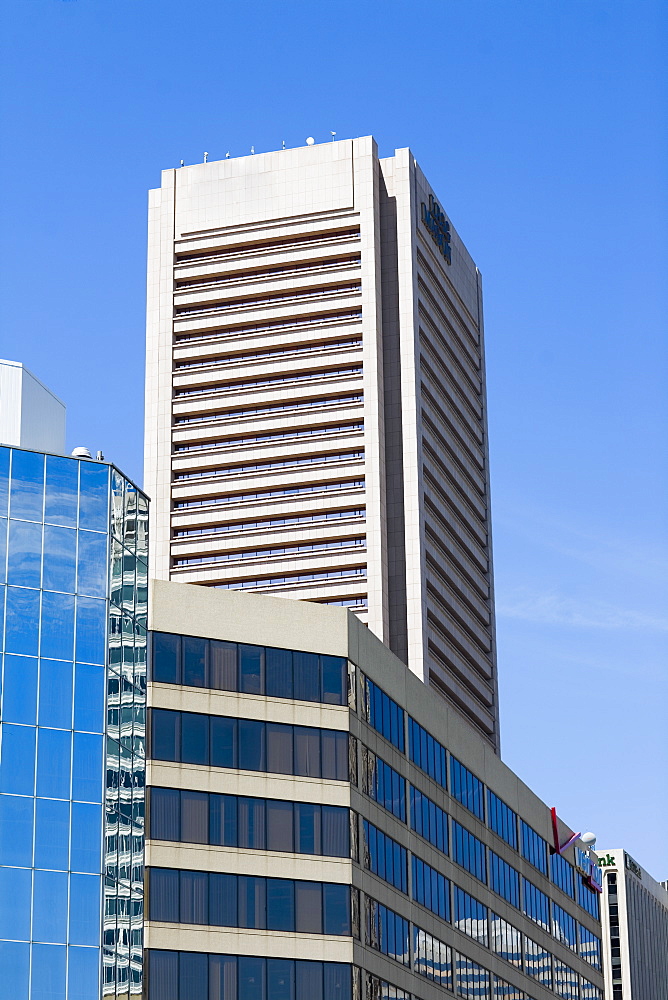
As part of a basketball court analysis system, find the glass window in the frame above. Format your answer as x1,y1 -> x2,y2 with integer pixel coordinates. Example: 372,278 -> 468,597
323,884 -> 350,935
72,732 -> 103,802
2,653 -> 37,724
487,790 -> 517,849
238,797 -> 266,850
152,709 -> 180,762
152,632 -> 181,684
33,869 -> 68,943
0,448 -> 7,516
454,886 -> 488,946
295,803 -> 321,855
524,936 -> 552,988
492,975 -> 524,1000
361,675 -> 405,750
239,644 -> 264,695
69,873 -> 101,945
452,820 -> 487,883
180,951 -> 208,1000
181,713 -> 209,766
0,723 -> 36,795
76,529 -> 108,597
181,791 -> 208,844
210,794 -> 237,848
578,924 -> 601,970
520,820 -> 547,875
183,636 -> 207,688
523,877 -> 549,930
239,720 -> 265,771
321,655 -> 346,706
412,925 -> 453,989
238,875 -> 266,929
37,727 -> 71,799
294,726 -> 321,777
267,800 -> 293,853
148,950 -> 178,1000
239,956 -> 265,1000
210,640 -> 237,691
551,851 -> 575,899
42,524 -> 77,594
296,881 -> 322,933
150,788 -> 180,842
9,448 -> 44,521
5,586 -> 40,656
39,658 -> 73,729
34,797 -> 69,871
552,902 -> 577,950
456,954 -> 490,1000
296,960 -> 323,1000
44,455 -> 78,527
267,879 -> 295,932
75,596 -> 106,664
576,876 -> 600,919
180,870 -> 209,924
70,801 -> 102,874
209,872 -> 237,927
210,717 -> 237,768
78,461 -> 109,531
74,662 -> 105,732
490,912 -> 522,967
361,747 -> 406,822
41,591 -> 75,660
31,943 -> 66,1000
553,960 -> 579,1000
149,869 -> 179,922
489,851 -> 520,908
0,867 -> 32,940
7,518 -> 43,588
363,820 -> 407,893
365,897 -> 410,966
266,723 -> 293,774
267,958 -> 294,1000
408,717 -> 446,787
410,785 -> 448,855
412,855 -> 450,921
321,806 -> 349,858
0,794 -> 34,868
0,941 -> 30,997
321,730 -> 347,780
293,651 -> 320,703
450,756 -> 484,820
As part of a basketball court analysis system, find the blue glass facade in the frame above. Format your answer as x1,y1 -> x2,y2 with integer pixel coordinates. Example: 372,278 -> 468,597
0,447 -> 147,1000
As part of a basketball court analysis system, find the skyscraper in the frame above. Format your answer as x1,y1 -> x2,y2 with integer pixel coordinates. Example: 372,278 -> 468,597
0,442 -> 148,1000
144,136 -> 498,750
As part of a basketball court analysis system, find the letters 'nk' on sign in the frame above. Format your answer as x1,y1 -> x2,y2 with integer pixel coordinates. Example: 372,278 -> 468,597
421,194 -> 452,265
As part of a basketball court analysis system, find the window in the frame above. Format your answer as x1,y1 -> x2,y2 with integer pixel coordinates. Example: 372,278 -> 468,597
524,936 -> 552,989
456,953 -> 490,1000
361,747 -> 406,822
412,925 -> 453,991
492,975 -> 524,1000
452,820 -> 486,883
365,896 -> 409,966
522,878 -> 549,931
408,718 -> 446,788
412,857 -> 450,922
150,632 -> 347,706
362,820 -> 407,893
552,902 -> 576,950
147,952 -> 353,1000
580,976 -> 602,1000
150,710 -> 349,781
578,924 -> 601,970
490,913 -> 522,967
577,877 -> 600,920
410,785 -> 448,855
360,676 -> 405,751
148,869 -> 352,936
364,972 -> 411,1000
520,821 -> 547,875
454,887 -> 488,946
450,757 -> 484,821
489,852 -> 519,909
550,851 -> 575,898
148,788 -> 351,859
487,791 -> 517,850
553,960 -> 579,1000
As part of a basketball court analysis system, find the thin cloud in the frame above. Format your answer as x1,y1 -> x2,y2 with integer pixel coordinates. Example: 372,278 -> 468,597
496,590 -> 668,632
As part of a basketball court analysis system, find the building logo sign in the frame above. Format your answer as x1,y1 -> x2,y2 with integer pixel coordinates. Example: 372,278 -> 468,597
421,194 -> 452,265
576,847 -> 603,893
625,853 -> 642,880
597,853 -> 617,868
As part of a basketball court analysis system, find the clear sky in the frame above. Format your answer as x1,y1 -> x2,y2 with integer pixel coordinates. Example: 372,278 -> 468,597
1,0 -> 666,873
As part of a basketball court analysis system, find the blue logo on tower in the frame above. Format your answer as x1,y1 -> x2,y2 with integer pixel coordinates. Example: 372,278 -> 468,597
421,194 -> 452,265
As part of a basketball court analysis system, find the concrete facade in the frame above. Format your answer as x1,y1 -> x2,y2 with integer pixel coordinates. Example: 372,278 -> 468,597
144,581 -> 604,1000
597,849 -> 668,999
144,137 -> 499,750
0,358 -> 66,454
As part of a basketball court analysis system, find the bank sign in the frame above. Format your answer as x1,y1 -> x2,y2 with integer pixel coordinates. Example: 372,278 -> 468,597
421,194 -> 452,265
576,847 -> 603,893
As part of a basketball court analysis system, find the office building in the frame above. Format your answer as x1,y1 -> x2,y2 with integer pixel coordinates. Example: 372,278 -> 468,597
0,358 -> 66,454
144,136 -> 499,750
144,580 -> 604,1000
0,442 -> 148,1000
597,848 -> 668,999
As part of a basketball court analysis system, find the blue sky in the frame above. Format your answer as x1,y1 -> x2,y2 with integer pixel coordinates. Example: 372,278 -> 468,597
1,0 -> 666,873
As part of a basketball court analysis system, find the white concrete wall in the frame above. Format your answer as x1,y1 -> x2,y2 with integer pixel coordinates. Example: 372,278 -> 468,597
0,358 -> 66,454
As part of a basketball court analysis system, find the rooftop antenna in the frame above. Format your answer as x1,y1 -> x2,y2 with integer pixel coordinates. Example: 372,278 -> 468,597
330,131 -> 336,141
225,151 -> 230,158
203,151 -> 208,163
306,136 -> 315,146
250,146 -> 255,154
179,159 -> 184,167
282,140 -> 286,150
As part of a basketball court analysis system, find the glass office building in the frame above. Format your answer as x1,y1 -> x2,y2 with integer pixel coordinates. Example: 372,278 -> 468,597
0,445 -> 148,1000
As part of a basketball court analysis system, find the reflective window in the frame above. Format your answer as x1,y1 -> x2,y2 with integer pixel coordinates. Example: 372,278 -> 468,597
452,820 -> 486,883
361,675 -> 405,751
5,586 -> 40,656
42,524 -> 77,593
0,941 -> 30,995
0,867 -> 32,940
69,873 -> 102,946
34,798 -> 69,871
33,869 -> 68,943
577,876 -> 600,920
32,943 -> 66,999
7,519 -> 42,587
413,925 -> 453,990
146,952 -> 352,1000
550,850 -> 575,898
77,530 -> 108,597
9,449 -> 44,521
44,455 -> 78,527
580,976 -> 602,1000
524,936 -> 552,988
487,790 -> 517,850
410,785 -> 448,855
364,896 -> 409,966
520,821 -> 547,875
412,856 -> 450,921
0,794 -> 34,867
492,975 -> 525,1000
456,953 -> 490,999
522,878 -> 549,931
40,591 -> 75,660
552,902 -> 576,950
362,820 -> 407,893
150,709 -> 348,781
73,663 -> 105,733
408,717 -> 446,788
2,653 -> 38,724
148,869 -> 352,937
39,658 -> 73,729
578,924 -> 601,970
150,632 -> 347,706
360,746 -> 406,822
71,802 -> 102,874
553,960 -> 579,1000
364,972 -> 410,1000
450,757 -> 484,821
78,461 -> 109,531
0,723 -> 36,795
454,886 -> 488,946
75,597 -> 106,664
490,913 -> 522,967
489,851 -> 519,909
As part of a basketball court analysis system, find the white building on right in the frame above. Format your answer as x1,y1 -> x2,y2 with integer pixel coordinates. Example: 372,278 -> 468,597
597,848 -> 668,999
